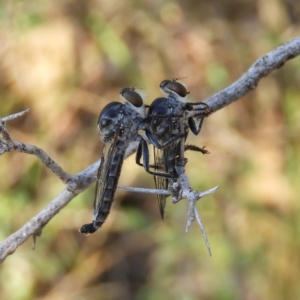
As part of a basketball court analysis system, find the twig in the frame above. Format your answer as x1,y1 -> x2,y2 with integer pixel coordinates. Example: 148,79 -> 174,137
194,207 -> 212,256
3,141 -> 74,184
0,109 -> 30,123
0,36 -> 300,263
0,119 -> 139,263
119,186 -> 172,195
204,36 -> 300,112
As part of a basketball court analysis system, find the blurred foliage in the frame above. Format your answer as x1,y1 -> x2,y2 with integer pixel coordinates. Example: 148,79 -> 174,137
0,0 -> 300,299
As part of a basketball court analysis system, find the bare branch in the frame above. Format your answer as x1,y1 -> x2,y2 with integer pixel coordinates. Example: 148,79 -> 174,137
164,115 -> 217,255
204,36 -> 300,112
1,37 -> 300,263
0,189 -> 75,260
194,207 -> 212,256
0,109 -> 30,123
0,134 -> 140,262
119,186 -> 172,195
2,141 -> 73,184
0,109 -> 31,152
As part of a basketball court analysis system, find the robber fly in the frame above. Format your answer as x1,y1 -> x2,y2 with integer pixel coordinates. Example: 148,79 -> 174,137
80,87 -> 182,234
144,79 -> 212,219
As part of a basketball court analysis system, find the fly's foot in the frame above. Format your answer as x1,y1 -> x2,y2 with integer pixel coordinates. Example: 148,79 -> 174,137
185,144 -> 210,155
200,146 -> 210,155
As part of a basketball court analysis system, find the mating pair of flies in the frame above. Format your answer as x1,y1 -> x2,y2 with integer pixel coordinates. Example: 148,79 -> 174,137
80,79 -> 212,235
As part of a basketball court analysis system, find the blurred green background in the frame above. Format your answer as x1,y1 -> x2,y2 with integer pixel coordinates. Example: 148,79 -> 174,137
0,0 -> 300,299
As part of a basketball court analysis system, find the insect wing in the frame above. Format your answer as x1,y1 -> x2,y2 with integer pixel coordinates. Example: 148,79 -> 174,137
92,132 -> 120,221
153,146 -> 168,219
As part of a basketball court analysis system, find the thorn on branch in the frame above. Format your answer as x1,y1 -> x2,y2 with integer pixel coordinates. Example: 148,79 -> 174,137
32,228 -> 43,250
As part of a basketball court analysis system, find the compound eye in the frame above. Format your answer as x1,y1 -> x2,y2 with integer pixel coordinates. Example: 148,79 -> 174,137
120,88 -> 143,107
99,118 -> 112,129
148,97 -> 168,115
160,79 -> 188,97
167,81 -> 187,97
160,79 -> 171,90
98,101 -> 123,129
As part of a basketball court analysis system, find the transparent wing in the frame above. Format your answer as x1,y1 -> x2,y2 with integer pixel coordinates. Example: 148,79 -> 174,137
93,132 -> 124,220
153,146 -> 168,220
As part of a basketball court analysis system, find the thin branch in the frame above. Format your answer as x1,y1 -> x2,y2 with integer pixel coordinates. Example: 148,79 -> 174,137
0,36 -> 300,263
3,141 -> 74,184
0,189 -> 74,260
0,123 -> 140,263
204,36 -> 300,112
194,207 -> 212,256
0,109 -> 30,123
119,186 -> 172,195
0,110 -> 30,150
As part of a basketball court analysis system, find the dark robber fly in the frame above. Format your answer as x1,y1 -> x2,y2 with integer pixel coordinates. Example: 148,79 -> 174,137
142,79 -> 212,219
80,87 -> 182,234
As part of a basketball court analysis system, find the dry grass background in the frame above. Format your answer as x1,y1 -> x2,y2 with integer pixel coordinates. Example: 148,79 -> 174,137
0,0 -> 300,299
